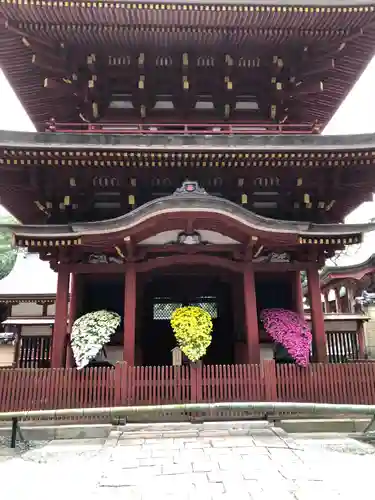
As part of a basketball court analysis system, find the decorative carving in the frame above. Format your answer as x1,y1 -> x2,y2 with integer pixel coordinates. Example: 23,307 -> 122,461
173,180 -> 207,196
253,252 -> 291,263
88,253 -> 124,264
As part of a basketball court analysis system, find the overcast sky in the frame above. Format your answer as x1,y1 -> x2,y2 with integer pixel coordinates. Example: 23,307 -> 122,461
1,58 -> 375,224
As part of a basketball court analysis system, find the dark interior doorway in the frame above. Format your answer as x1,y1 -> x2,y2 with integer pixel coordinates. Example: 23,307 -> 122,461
140,269 -> 235,366
79,275 -> 125,345
255,273 -> 293,312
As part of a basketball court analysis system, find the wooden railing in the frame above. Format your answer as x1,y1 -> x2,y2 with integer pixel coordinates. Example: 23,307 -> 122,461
45,121 -> 318,136
1,361 -> 375,413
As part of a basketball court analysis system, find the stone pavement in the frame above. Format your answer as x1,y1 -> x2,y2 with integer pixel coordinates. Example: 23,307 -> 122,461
1,421 -> 375,499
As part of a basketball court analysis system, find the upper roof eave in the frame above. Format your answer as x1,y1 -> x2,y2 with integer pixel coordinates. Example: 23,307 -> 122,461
2,0 -> 375,8
2,130 -> 375,153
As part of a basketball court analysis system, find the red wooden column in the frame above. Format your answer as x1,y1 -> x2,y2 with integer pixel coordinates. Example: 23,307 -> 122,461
65,273 -> 78,367
307,267 -> 327,362
123,264 -> 137,365
51,266 -> 70,368
243,263 -> 260,364
292,271 -> 304,316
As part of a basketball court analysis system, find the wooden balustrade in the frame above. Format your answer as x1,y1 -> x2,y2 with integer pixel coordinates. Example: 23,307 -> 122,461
45,121 -> 317,136
1,361 -> 375,413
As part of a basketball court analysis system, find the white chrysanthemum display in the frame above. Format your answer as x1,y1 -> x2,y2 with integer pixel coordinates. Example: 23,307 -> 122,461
71,310 -> 121,369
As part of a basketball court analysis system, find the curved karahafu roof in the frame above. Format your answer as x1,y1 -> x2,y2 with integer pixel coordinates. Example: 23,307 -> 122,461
4,182 -> 375,250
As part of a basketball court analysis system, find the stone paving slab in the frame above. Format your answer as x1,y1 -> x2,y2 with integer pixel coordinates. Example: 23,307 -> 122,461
1,423 -> 375,499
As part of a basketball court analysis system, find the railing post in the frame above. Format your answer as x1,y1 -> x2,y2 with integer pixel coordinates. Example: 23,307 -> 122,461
114,362 -> 124,407
357,320 -> 366,358
190,362 -> 203,403
262,360 -> 277,401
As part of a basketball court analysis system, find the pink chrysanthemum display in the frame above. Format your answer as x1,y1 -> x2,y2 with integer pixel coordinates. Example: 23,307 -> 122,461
260,308 -> 312,367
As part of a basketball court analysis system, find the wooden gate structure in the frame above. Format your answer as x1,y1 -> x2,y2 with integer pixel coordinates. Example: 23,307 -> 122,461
1,361 -> 375,413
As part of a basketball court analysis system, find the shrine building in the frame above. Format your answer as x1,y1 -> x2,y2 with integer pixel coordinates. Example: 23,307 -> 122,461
1,1 -> 375,368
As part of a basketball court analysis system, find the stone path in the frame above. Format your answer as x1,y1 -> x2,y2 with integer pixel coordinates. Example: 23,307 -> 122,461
1,422 -> 375,499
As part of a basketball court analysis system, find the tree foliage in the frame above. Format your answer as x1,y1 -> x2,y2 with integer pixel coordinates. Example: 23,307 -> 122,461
0,215 -> 19,280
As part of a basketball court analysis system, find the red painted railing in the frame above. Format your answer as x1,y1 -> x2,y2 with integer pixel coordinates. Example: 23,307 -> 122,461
45,121 -> 319,136
1,361 -> 374,413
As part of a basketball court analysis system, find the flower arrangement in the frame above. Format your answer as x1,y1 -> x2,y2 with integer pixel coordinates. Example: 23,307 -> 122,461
71,310 -> 121,369
260,308 -> 312,367
170,306 -> 213,362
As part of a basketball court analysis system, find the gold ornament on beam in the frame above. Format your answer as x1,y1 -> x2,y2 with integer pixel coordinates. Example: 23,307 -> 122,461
182,52 -> 189,66
270,105 -> 276,119
225,76 -> 233,90
88,75 -> 97,88
138,75 -> 145,89
183,76 -> 189,90
303,193 -> 310,204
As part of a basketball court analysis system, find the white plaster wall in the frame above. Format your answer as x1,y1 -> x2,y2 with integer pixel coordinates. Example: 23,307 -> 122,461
47,303 -> 56,316
0,345 -> 15,367
260,344 -> 274,361
21,325 -> 52,336
11,302 -> 43,317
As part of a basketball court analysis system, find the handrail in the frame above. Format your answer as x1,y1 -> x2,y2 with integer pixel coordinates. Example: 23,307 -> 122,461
45,121 -> 319,136
2,401 -> 375,421
4,401 -> 375,447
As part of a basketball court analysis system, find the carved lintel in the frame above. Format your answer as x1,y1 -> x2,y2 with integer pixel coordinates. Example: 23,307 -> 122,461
88,253 -> 125,264
253,251 -> 291,263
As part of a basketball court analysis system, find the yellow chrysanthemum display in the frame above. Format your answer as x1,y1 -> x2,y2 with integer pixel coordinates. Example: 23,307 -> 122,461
170,306 -> 213,362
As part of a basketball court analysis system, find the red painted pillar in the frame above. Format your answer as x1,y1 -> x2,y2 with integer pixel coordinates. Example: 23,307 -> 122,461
357,320 -> 366,358
51,267 -> 70,368
307,267 -> 327,362
123,264 -> 137,365
292,271 -> 304,316
243,264 -> 260,364
66,273 -> 78,368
